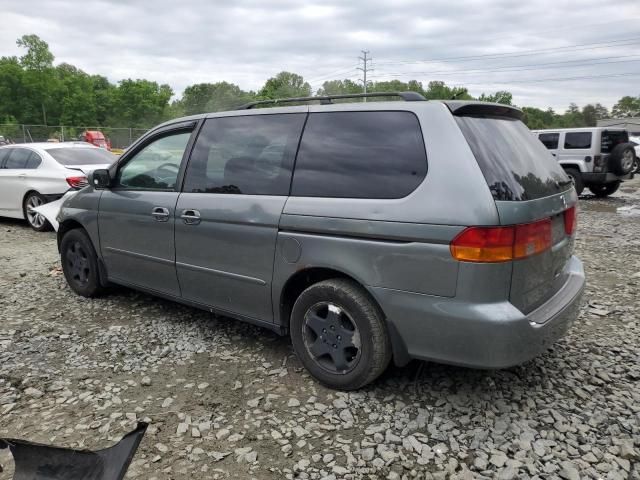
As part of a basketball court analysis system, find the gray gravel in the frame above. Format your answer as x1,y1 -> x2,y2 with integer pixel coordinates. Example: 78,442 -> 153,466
1,182 -> 640,479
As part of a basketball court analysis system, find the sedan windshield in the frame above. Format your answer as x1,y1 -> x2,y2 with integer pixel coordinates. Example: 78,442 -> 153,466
46,147 -> 117,166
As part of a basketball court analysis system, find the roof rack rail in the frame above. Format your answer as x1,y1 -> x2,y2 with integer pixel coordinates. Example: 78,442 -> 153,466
236,91 -> 426,110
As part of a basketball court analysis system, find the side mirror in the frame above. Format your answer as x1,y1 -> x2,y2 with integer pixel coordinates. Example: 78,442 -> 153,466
91,169 -> 111,189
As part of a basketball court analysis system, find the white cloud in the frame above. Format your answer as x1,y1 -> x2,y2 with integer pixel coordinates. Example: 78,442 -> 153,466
0,0 -> 638,110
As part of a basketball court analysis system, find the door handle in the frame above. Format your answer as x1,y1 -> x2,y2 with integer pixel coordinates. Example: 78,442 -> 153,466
151,207 -> 170,222
180,209 -> 201,225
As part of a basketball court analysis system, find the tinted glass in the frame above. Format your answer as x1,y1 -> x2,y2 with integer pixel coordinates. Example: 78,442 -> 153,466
25,151 -> 42,169
118,132 -> 191,190
5,148 -> 31,169
291,111 -> 427,198
456,115 -> 569,201
46,147 -> 116,166
601,130 -> 628,154
183,114 -> 305,195
564,132 -> 592,149
0,148 -> 10,167
538,133 -> 559,150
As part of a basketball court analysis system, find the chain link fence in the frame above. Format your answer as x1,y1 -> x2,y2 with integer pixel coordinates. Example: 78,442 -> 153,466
0,124 -> 149,150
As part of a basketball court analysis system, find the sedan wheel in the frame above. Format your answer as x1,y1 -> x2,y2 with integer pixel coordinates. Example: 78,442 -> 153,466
23,193 -> 51,231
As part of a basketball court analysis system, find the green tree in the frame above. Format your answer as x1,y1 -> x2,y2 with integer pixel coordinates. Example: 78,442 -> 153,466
16,34 -> 54,71
182,81 -> 254,115
109,79 -> 173,127
423,81 -> 471,100
478,91 -> 513,105
259,71 -> 311,99
612,96 -> 640,117
317,79 -> 363,96
16,34 -> 57,124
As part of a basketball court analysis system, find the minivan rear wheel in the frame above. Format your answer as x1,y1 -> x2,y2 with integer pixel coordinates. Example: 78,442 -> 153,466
290,279 -> 391,390
60,228 -> 104,297
564,168 -> 584,196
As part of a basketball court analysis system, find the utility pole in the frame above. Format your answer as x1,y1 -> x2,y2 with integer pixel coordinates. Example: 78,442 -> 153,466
357,50 -> 373,101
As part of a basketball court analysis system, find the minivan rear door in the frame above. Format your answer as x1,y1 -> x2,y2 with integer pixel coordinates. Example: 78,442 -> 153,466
451,104 -> 576,313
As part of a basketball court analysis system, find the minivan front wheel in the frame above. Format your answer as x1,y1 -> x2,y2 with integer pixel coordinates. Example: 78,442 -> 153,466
290,279 -> 391,390
60,228 -> 104,297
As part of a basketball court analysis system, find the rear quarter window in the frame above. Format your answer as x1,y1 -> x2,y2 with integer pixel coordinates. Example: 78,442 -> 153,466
291,111 -> 427,199
564,132 -> 592,149
456,115 -> 569,201
538,132 -> 559,150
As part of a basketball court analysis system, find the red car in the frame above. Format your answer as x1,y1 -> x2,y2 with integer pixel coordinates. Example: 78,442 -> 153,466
80,130 -> 111,151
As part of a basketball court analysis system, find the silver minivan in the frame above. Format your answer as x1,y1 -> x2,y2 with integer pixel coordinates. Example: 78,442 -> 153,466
56,93 -> 585,390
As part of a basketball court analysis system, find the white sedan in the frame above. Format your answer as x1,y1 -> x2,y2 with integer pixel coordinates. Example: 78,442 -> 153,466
0,142 -> 117,231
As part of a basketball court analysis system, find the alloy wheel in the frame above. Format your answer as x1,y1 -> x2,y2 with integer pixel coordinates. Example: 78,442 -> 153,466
66,241 -> 90,286
26,195 -> 45,229
302,302 -> 361,374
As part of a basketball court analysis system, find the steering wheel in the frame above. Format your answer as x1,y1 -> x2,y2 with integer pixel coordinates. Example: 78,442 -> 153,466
156,162 -> 180,176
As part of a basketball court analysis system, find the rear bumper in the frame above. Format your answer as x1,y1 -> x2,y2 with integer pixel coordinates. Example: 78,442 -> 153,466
582,172 -> 632,184
372,255 -> 585,369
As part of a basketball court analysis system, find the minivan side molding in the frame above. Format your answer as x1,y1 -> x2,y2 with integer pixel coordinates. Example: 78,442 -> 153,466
176,261 -> 267,286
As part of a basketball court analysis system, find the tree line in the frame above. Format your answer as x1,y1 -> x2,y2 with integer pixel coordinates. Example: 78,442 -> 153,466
1,34 -> 639,136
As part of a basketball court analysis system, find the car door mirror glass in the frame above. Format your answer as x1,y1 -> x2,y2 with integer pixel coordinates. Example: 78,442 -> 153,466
92,169 -> 111,189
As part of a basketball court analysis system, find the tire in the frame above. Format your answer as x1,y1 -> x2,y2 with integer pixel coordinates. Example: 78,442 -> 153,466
60,228 -> 104,297
23,192 -> 52,232
634,157 -> 640,173
608,143 -> 636,175
564,168 -> 584,196
290,279 -> 391,390
589,181 -> 620,198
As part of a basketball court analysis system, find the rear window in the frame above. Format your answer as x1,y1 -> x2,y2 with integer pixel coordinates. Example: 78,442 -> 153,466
564,132 -> 591,149
291,111 -> 427,199
46,147 -> 117,166
456,116 -> 569,201
601,130 -> 628,154
538,132 -> 559,150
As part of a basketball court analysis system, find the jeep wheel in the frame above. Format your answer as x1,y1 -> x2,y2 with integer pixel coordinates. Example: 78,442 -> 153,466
564,168 -> 584,196
609,143 -> 636,175
589,182 -> 620,198
290,279 -> 391,390
60,228 -> 104,297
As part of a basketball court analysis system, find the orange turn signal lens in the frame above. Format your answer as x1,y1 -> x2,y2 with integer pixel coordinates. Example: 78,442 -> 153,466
451,218 -> 553,263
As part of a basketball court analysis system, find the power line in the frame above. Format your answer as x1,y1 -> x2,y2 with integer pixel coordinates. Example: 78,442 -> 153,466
374,54 -> 640,78
440,71 -> 640,87
373,37 -> 640,67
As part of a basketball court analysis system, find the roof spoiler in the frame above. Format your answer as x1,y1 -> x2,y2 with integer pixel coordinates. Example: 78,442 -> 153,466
443,101 -> 524,120
236,91 -> 426,110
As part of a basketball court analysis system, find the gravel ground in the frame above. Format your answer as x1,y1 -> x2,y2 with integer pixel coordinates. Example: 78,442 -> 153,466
1,183 -> 640,480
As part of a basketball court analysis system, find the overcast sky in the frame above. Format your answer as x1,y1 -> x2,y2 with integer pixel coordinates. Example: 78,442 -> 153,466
0,0 -> 638,111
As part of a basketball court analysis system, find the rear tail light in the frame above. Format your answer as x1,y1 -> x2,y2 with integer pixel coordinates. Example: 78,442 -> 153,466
593,155 -> 605,172
451,218 -> 553,263
564,206 -> 577,235
66,175 -> 88,189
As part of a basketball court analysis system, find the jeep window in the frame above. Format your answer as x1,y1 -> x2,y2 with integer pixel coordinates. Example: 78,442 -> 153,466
183,114 -> 305,195
46,147 -> 117,166
117,132 -> 191,190
538,133 -> 559,150
601,130 -> 629,154
564,132 -> 592,149
456,115 -> 568,201
291,111 -> 427,199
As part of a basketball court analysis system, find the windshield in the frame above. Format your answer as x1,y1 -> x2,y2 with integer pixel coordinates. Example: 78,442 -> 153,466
46,147 -> 117,166
456,115 -> 570,201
